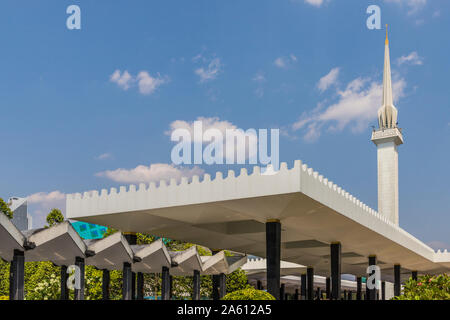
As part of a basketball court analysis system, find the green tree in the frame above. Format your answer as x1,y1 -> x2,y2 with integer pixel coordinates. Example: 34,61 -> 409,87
45,209 -> 64,227
0,198 -> 13,219
222,288 -> 275,300
393,274 -> 450,300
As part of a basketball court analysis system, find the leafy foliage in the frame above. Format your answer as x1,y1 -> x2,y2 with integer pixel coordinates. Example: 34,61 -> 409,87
45,209 -> 64,227
222,288 -> 276,300
393,274 -> 450,300
0,198 -> 13,219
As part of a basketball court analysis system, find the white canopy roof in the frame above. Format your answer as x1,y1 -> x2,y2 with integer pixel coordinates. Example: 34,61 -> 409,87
66,160 -> 450,281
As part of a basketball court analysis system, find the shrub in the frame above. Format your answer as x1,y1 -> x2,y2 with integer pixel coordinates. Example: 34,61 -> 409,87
222,288 -> 276,300
393,274 -> 450,300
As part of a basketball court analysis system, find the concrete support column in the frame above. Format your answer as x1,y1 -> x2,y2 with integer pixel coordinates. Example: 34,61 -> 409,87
257,280 -> 262,290
330,242 -> 341,300
266,219 -> 281,300
123,262 -> 132,300
9,249 -> 25,300
74,256 -> 85,300
294,288 -> 299,300
306,267 -> 314,301
137,272 -> 144,300
161,266 -> 170,300
300,274 -> 306,300
60,265 -> 69,300
381,281 -> 386,300
394,264 -> 401,297
412,271 -> 418,281
356,277 -> 362,300
326,277 -> 331,300
192,269 -> 201,300
220,273 -> 226,298
102,269 -> 110,300
279,283 -> 285,300
124,233 -> 137,300
368,255 -> 377,300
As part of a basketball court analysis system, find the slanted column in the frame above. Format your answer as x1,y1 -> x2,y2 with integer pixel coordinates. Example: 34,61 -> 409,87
9,249 -> 25,300
356,277 -> 362,300
219,273 -> 226,298
412,271 -> 418,281
74,256 -> 85,300
60,265 -> 69,300
368,255 -> 377,300
137,272 -> 144,300
123,262 -> 133,300
170,275 -> 174,299
300,274 -> 306,300
192,270 -> 201,300
161,266 -> 170,300
124,232 -> 137,300
326,277 -> 331,300
280,283 -> 285,300
102,269 -> 110,300
394,264 -> 401,297
266,219 -> 281,300
306,267 -> 314,301
330,242 -> 341,300
381,281 -> 386,300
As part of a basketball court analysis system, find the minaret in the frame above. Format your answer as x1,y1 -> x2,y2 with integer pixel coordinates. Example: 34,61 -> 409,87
371,26 -> 404,226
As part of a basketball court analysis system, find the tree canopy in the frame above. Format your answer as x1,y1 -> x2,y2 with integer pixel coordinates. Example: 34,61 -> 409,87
45,208 -> 64,227
0,198 -> 13,219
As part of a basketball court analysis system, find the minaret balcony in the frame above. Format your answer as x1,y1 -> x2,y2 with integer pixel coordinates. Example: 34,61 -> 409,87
371,127 -> 404,146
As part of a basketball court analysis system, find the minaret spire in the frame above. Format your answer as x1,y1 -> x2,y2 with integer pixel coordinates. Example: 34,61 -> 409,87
378,25 -> 398,129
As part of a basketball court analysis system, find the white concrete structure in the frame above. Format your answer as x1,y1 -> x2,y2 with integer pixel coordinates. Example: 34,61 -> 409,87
66,159 -> 450,281
0,210 -> 26,261
8,197 -> 32,231
201,251 -> 247,275
371,31 -> 403,226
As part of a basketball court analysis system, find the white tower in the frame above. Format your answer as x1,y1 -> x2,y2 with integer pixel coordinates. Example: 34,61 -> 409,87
371,27 -> 403,226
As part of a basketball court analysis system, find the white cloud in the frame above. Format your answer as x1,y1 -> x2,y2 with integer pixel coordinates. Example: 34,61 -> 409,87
95,153 -> 113,160
252,71 -> 266,83
136,71 -> 168,95
96,163 -> 204,184
27,191 -> 67,228
110,70 -> 133,90
293,76 -> 406,142
397,52 -> 423,66
110,69 -> 168,95
274,55 -> 297,69
317,67 -> 340,92
166,117 -> 258,162
384,0 -> 427,15
304,0 -> 324,7
195,58 -> 222,83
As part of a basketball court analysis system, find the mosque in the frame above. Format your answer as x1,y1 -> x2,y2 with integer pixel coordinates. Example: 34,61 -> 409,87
2,31 -> 449,300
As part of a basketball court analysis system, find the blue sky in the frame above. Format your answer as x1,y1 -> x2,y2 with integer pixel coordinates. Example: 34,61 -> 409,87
0,0 -> 449,249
